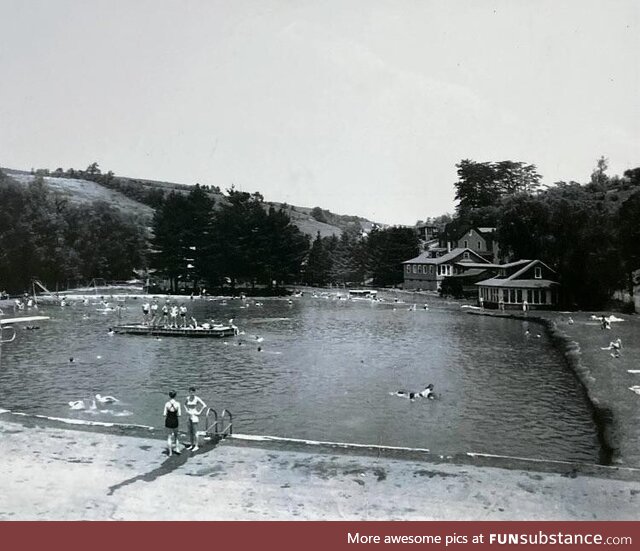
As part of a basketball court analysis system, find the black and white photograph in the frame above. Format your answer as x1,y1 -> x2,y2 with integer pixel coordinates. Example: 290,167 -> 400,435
0,0 -> 639,523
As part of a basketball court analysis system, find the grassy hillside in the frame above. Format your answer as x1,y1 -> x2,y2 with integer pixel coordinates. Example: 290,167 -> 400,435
3,168 -> 155,224
2,167 -> 381,238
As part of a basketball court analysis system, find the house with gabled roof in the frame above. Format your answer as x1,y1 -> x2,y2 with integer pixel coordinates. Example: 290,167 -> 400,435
475,259 -> 559,309
402,247 -> 491,291
440,223 -> 499,262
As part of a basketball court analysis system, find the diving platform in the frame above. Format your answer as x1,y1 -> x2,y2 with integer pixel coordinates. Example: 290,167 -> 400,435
113,324 -> 238,338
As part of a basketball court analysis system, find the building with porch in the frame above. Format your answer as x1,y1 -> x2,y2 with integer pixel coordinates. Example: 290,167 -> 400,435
475,260 -> 559,309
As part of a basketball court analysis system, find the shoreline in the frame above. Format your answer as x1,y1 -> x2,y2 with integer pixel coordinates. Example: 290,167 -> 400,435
466,309 -> 638,467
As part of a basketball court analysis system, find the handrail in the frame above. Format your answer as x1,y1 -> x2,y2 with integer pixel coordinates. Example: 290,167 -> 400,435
204,407 -> 233,440
0,325 -> 16,344
220,409 -> 233,436
204,407 -> 218,436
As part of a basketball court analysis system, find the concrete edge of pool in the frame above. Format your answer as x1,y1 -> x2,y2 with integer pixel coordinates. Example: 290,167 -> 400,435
2,412 -> 640,520
2,409 -> 639,483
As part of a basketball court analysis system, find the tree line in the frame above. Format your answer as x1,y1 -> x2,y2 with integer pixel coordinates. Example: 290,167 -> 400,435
151,185 -> 418,292
0,169 -> 147,293
451,158 -> 640,310
0,165 -> 421,296
303,225 -> 419,287
150,186 -> 310,293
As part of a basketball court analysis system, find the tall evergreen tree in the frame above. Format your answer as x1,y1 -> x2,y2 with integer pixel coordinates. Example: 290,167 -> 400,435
366,227 -> 419,286
304,232 -> 333,286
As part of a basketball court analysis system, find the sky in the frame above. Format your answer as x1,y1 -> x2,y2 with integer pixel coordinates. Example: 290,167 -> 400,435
1,0 -> 638,225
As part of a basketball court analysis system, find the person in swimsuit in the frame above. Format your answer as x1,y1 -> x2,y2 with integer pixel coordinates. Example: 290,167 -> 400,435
161,303 -> 169,326
142,302 -> 150,324
163,391 -> 182,456
185,387 -> 207,451
150,300 -> 159,326
179,305 -> 188,328
418,384 -> 435,399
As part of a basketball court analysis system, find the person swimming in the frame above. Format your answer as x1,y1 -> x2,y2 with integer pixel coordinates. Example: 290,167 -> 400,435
393,385 -> 435,401
95,393 -> 119,404
418,384 -> 435,399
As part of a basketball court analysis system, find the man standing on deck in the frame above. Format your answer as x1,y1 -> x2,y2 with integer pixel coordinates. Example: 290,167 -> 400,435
150,300 -> 159,326
170,305 -> 179,328
161,302 -> 169,327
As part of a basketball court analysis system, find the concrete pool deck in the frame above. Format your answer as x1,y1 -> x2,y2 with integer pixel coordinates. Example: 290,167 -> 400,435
1,414 -> 640,520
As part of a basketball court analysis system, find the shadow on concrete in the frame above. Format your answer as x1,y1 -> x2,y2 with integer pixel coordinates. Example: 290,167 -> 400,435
107,437 -> 222,496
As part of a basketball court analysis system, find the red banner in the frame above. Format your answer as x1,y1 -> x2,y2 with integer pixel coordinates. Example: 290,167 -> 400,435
2,521 -> 639,551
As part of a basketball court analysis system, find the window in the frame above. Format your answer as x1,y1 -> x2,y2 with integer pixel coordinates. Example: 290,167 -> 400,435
430,265 -> 434,274
413,265 -> 417,273
463,240 -> 468,248
406,265 -> 411,273
534,266 -> 542,279
463,252 -> 470,259
477,241 -> 481,250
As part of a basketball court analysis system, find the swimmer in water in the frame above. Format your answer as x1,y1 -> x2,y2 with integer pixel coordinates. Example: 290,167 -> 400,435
393,385 -> 435,401
418,384 -> 435,399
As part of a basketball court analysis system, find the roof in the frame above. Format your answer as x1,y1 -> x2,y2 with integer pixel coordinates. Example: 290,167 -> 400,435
452,259 -> 532,270
476,259 -> 558,288
403,248 -> 490,265
498,259 -> 532,269
477,227 -> 496,234
508,259 -> 556,280
447,269 -> 489,279
402,251 -> 436,264
475,279 -> 559,289
454,262 -> 500,269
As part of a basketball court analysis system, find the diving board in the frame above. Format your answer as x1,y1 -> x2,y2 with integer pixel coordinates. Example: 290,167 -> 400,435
0,316 -> 50,325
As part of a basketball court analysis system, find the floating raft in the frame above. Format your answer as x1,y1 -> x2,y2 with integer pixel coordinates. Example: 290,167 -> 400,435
113,324 -> 237,338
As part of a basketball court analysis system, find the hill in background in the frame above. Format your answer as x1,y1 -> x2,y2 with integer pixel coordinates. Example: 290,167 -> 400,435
2,167 -> 380,238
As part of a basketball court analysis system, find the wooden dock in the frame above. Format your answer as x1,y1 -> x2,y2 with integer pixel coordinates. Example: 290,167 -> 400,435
113,324 -> 237,338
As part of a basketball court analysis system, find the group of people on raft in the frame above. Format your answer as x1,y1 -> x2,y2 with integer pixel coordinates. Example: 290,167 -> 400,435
142,300 -> 193,328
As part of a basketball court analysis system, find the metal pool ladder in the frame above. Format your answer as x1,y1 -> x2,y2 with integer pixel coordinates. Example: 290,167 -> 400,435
204,407 -> 233,441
